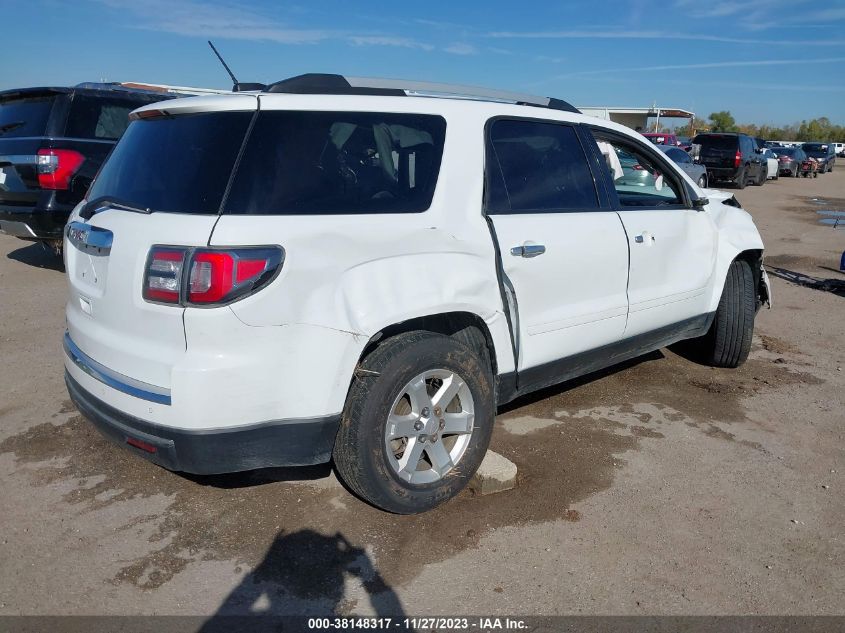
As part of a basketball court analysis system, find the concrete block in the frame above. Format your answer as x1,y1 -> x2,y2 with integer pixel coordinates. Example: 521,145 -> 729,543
469,450 -> 517,496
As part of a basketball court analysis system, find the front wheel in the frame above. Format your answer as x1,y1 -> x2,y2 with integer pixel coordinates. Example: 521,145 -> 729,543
333,331 -> 495,514
690,259 -> 756,368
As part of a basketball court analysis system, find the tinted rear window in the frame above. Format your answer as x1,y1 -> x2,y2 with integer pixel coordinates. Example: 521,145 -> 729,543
802,143 -> 830,154
87,112 -> 253,214
694,135 -> 738,150
224,111 -> 446,215
65,95 -> 142,140
0,96 -> 56,138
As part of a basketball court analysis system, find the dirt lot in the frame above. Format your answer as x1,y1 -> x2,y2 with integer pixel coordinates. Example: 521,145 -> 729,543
1,170 -> 843,617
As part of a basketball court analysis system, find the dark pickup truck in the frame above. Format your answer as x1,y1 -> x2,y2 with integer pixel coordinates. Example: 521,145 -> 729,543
0,84 -> 172,253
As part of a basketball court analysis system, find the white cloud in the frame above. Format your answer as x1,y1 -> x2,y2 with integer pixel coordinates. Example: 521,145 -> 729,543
487,28 -> 841,46
557,56 -> 845,78
443,42 -> 477,55
348,36 -> 434,51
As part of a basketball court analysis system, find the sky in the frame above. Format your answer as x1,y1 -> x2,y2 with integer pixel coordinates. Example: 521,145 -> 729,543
3,0 -> 845,126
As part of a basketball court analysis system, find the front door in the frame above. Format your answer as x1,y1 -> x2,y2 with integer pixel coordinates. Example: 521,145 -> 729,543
587,130 -> 718,338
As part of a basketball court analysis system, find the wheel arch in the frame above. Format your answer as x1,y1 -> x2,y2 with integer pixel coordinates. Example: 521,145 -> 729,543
359,310 -> 504,376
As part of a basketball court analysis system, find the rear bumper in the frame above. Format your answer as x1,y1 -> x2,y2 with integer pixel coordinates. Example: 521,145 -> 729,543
66,371 -> 340,474
0,205 -> 69,239
703,167 -> 741,181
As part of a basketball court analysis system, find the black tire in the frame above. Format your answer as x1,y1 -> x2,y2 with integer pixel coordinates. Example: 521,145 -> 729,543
735,167 -> 747,189
752,165 -> 765,186
694,259 -> 756,368
333,331 -> 495,514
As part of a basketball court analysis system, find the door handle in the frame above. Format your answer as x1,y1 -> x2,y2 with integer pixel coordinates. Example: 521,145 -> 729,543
634,232 -> 655,244
510,242 -> 546,258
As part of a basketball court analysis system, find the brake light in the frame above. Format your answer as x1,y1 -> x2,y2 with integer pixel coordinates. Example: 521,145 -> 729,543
734,150 -> 742,168
143,248 -> 187,304
143,246 -> 283,306
36,149 -> 85,190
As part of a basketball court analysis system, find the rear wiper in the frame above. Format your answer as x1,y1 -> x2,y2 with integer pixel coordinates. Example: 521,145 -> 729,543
80,197 -> 153,219
0,121 -> 24,136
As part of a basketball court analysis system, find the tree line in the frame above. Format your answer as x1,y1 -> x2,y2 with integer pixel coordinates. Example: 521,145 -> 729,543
701,111 -> 845,142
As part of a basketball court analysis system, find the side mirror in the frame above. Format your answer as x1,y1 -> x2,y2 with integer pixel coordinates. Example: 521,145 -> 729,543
692,196 -> 709,211
754,147 -> 764,154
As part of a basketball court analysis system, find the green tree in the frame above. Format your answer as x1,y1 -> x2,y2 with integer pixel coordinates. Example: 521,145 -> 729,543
708,111 -> 737,132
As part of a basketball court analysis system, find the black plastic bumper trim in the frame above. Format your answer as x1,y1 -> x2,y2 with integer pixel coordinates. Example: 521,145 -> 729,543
65,372 -> 341,474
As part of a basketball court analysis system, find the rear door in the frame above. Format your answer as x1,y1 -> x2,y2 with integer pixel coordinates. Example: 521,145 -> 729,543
65,98 -> 257,388
588,129 -> 717,338
484,118 -> 629,379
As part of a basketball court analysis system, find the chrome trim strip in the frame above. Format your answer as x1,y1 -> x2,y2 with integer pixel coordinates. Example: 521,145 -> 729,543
0,220 -> 38,238
0,154 -> 38,165
63,332 -> 171,405
66,221 -> 113,253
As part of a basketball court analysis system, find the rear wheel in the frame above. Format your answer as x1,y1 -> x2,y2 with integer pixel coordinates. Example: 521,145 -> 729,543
752,165 -> 766,186
734,167 -> 747,189
333,331 -> 495,514
691,259 -> 756,368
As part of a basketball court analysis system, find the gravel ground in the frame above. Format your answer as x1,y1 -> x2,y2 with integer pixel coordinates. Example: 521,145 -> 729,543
0,169 -> 843,617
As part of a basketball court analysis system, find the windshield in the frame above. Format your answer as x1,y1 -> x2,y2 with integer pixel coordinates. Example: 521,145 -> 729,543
0,96 -> 56,138
87,112 -> 253,214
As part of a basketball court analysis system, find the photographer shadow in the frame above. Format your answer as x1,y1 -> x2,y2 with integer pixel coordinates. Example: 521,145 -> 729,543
199,529 -> 405,631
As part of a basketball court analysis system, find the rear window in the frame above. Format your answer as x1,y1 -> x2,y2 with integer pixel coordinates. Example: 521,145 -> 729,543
224,111 -> 446,215
65,95 -> 140,140
693,135 -> 738,150
87,112 -> 253,214
802,143 -> 829,154
0,96 -> 56,138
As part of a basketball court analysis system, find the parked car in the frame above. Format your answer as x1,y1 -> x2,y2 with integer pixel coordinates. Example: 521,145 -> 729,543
62,74 -> 770,513
0,84 -> 173,253
772,146 -> 806,177
801,142 -> 836,173
692,132 -> 767,189
834,142 -> 845,157
642,132 -> 681,146
676,135 -> 692,151
761,148 -> 779,180
658,145 -> 708,187
612,147 -> 657,187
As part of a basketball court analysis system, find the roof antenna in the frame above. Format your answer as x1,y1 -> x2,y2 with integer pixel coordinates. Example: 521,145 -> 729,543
207,40 -> 266,92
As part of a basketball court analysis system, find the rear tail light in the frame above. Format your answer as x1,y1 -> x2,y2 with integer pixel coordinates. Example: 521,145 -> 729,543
144,248 -> 186,304
143,246 -> 283,306
36,149 -> 85,190
734,150 -> 742,168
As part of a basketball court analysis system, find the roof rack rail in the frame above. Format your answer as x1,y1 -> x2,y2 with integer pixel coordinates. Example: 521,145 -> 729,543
265,74 -> 580,113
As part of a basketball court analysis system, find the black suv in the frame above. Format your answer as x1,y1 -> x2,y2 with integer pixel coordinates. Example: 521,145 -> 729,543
692,132 -> 767,189
0,84 -> 172,252
801,142 -> 836,173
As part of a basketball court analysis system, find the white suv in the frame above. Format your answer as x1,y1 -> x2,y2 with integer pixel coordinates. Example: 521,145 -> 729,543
63,74 -> 771,513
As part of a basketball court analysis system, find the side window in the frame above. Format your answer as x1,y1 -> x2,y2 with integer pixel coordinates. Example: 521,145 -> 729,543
66,96 -> 136,140
592,133 -> 684,207
669,148 -> 691,164
486,119 -> 598,214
